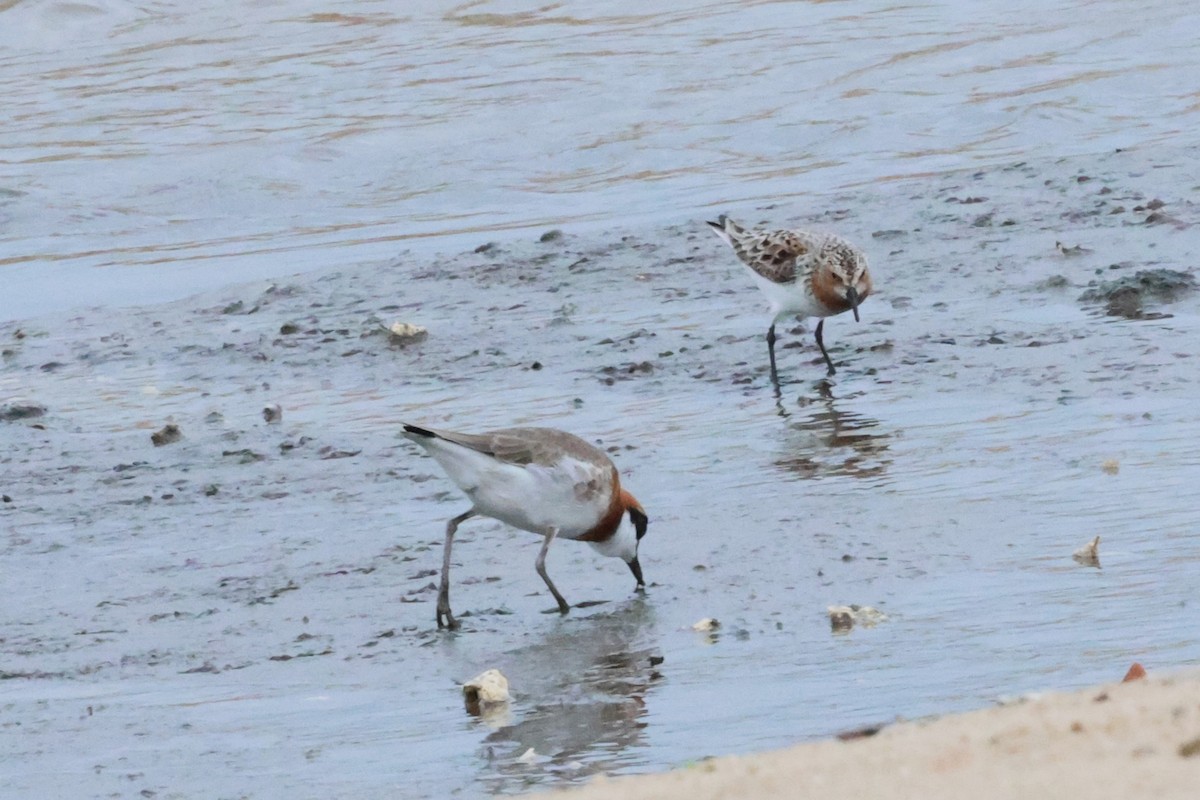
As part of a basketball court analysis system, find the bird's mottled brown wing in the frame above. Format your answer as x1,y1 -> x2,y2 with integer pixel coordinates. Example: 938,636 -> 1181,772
431,426 -> 611,471
731,229 -> 811,285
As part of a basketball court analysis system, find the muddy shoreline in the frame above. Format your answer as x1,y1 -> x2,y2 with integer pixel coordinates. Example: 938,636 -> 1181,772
3,146 -> 1200,798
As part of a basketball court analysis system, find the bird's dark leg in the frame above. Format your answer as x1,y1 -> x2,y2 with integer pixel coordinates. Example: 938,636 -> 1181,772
535,527 -> 570,614
815,319 -> 836,376
437,509 -> 476,630
767,323 -> 781,388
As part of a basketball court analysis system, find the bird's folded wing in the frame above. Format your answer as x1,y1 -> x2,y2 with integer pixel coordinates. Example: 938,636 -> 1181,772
735,230 -> 809,284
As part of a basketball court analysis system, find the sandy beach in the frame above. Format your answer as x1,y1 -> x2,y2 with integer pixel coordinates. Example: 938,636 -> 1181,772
542,669 -> 1200,800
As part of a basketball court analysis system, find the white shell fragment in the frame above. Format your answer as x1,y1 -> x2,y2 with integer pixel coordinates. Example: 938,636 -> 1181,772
462,669 -> 510,707
691,618 -> 720,632
382,321 -> 428,344
828,605 -> 888,632
1073,535 -> 1101,567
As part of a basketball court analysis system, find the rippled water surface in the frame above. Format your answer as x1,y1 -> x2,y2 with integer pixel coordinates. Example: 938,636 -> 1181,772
3,0 -> 1199,317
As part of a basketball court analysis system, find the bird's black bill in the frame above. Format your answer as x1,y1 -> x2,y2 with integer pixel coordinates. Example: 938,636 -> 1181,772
627,556 -> 645,588
846,286 -> 861,322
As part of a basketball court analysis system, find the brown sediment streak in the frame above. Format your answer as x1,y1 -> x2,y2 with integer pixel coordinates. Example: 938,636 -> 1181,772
578,467 -> 625,543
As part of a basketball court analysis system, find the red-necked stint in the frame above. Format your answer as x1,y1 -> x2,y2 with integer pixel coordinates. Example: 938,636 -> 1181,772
707,215 -> 873,380
402,423 -> 648,630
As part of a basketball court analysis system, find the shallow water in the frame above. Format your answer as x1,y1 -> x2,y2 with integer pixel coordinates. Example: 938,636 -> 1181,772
4,145 -> 1200,797
3,0 -> 1200,318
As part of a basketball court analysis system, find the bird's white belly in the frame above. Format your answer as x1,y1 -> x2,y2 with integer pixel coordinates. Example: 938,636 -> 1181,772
747,270 -> 828,320
463,460 -> 605,539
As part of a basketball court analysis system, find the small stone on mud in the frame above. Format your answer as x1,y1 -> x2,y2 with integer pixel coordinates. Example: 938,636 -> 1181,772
1038,275 -> 1070,290
829,607 -> 855,632
836,723 -> 885,741
150,424 -> 182,447
1056,241 -> 1091,256
474,242 -> 497,254
538,229 -> 563,243
691,618 -> 720,632
181,661 -> 219,674
203,484 -> 219,496
462,669 -> 511,711
1072,535 -> 1101,567
1,401 -> 46,421
1143,211 -> 1176,225
828,605 -> 888,632
279,322 -> 300,335
1105,287 -> 1143,319
318,446 -> 361,460
263,404 -> 283,424
1178,736 -> 1200,758
222,448 -> 266,463
1079,269 -> 1196,318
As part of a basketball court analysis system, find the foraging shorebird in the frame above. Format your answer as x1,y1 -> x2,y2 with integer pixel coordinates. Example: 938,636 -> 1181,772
706,215 -> 872,380
402,423 -> 649,630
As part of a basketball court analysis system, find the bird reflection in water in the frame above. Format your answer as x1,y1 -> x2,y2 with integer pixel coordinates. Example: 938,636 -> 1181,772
472,597 -> 661,794
774,381 -> 892,480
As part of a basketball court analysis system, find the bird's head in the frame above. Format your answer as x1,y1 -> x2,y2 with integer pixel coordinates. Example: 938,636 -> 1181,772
828,248 -> 871,322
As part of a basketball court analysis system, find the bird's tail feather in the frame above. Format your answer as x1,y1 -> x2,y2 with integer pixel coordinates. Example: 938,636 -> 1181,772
402,423 -> 437,439
705,214 -> 742,248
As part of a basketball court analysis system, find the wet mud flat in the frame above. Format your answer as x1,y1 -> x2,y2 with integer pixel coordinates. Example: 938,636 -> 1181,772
3,146 -> 1200,798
